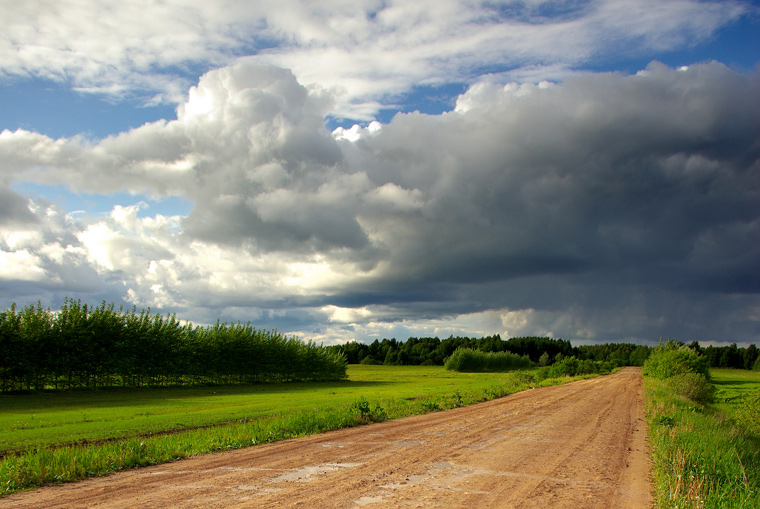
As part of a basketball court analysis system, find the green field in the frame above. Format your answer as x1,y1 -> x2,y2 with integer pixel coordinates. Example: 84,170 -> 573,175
0,365 -> 532,454
712,368 -> 760,437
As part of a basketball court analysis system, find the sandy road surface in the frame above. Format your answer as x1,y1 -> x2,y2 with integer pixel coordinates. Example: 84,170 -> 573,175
2,367 -> 652,508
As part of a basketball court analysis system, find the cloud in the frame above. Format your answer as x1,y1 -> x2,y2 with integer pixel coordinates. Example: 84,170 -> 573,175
0,196 -> 104,300
0,184 -> 38,226
1,60 -> 758,344
0,0 -> 752,119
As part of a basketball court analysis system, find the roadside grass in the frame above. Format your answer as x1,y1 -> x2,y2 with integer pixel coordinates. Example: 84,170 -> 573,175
645,368 -> 760,508
1,365 -> 589,497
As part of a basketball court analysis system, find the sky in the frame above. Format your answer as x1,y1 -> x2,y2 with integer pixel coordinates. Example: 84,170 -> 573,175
1,0 -> 759,347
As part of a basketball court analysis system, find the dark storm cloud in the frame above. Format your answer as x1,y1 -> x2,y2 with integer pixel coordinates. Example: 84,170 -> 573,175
335,62 -> 759,300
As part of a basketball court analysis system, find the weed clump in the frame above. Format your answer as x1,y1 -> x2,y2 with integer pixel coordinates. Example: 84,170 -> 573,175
351,398 -> 387,423
669,372 -> 715,405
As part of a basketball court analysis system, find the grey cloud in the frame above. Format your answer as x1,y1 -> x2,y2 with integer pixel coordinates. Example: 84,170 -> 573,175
344,63 -> 759,285
304,62 -> 758,342
0,185 -> 38,226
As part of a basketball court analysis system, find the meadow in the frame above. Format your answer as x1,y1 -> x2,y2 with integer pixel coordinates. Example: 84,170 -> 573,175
646,365 -> 760,508
0,365 -> 580,496
0,365 -> 524,454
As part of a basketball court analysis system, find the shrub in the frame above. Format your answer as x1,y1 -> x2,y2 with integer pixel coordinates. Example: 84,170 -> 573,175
352,398 -> 387,423
753,356 -> 760,371
444,348 -> 531,372
669,372 -> 715,405
642,339 -> 710,380
537,356 -> 611,379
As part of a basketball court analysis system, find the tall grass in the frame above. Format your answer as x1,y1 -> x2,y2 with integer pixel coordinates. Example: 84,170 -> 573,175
644,341 -> 760,508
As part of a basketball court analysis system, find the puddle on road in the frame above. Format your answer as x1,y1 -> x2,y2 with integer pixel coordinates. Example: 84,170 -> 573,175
355,495 -> 384,506
351,461 -> 459,506
273,463 -> 362,482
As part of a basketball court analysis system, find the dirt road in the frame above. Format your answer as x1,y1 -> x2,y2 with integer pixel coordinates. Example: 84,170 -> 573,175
1,367 -> 652,508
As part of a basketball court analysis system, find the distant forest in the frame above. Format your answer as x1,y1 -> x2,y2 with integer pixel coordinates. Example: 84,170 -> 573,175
327,335 -> 759,370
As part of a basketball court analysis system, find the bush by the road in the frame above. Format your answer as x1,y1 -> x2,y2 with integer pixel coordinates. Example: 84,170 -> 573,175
643,338 -> 713,407
444,348 -> 531,372
642,339 -> 711,380
536,356 -> 613,379
668,372 -> 715,405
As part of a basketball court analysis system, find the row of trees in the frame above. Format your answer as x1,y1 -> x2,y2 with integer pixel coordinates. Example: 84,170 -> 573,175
0,300 -> 347,392
686,341 -> 759,370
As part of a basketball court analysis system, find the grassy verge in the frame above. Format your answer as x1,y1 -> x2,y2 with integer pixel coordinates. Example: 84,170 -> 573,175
1,366 -> 589,497
645,368 -> 760,508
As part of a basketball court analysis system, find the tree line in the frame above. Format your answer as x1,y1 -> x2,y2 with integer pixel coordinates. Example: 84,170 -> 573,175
0,300 -> 347,392
329,336 -> 759,370
327,335 -> 651,367
327,335 -> 576,366
686,341 -> 759,370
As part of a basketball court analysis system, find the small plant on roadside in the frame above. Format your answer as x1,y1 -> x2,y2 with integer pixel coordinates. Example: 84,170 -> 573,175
420,399 -> 441,412
669,372 -> 715,405
352,398 -> 387,423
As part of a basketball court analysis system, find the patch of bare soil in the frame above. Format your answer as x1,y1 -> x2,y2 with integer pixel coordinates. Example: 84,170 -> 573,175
1,367 -> 652,508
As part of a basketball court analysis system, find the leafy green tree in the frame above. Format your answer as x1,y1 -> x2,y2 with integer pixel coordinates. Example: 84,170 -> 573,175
629,345 -> 650,366
743,344 -> 758,370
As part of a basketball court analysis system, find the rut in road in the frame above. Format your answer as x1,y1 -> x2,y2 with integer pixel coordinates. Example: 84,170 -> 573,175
0,367 -> 652,508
